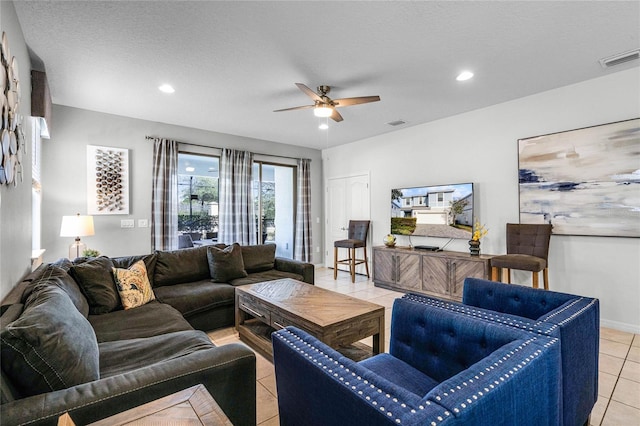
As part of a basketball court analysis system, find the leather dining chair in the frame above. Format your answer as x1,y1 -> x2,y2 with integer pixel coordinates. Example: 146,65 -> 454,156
178,234 -> 195,249
490,223 -> 552,289
333,220 -> 371,283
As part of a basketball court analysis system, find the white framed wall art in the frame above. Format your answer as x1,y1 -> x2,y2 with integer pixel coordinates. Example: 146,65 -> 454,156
87,145 -> 130,215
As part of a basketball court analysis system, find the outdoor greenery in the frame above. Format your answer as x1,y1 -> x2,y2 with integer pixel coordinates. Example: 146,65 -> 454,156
391,217 -> 417,235
449,198 -> 469,225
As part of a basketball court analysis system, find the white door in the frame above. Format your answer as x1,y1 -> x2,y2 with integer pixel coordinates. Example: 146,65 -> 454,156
326,174 -> 371,274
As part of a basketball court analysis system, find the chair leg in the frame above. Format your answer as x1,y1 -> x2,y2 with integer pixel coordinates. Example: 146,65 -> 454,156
363,246 -> 370,278
543,268 -> 549,290
333,247 -> 338,280
350,248 -> 356,283
532,271 -> 539,289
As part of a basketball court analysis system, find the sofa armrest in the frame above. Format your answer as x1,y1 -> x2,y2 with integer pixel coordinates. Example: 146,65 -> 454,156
274,257 -> 314,284
1,343 -> 256,426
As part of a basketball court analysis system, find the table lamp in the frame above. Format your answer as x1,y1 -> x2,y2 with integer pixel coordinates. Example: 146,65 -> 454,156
60,213 -> 95,259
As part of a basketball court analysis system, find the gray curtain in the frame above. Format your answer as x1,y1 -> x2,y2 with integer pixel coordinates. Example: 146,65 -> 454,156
218,148 -> 257,245
294,158 -> 312,262
151,138 -> 179,251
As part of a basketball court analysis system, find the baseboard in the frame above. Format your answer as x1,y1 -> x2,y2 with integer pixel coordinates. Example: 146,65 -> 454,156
600,318 -> 640,334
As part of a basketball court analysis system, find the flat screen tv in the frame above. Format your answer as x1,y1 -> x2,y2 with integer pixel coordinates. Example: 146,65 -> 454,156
390,183 -> 474,239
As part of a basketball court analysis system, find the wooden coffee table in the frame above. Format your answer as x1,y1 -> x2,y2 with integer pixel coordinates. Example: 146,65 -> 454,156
235,278 -> 385,361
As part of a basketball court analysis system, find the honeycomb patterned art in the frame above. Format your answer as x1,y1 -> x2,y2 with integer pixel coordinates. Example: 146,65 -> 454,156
87,145 -> 129,215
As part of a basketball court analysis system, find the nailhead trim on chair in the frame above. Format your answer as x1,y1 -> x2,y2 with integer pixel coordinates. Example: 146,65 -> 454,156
274,327 -> 559,425
402,294 -> 559,335
274,328 -> 450,424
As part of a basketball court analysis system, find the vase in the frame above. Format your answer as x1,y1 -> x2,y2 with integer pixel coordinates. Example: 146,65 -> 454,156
469,239 -> 481,256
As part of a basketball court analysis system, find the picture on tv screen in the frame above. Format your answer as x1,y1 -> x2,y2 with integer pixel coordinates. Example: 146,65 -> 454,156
390,183 -> 474,239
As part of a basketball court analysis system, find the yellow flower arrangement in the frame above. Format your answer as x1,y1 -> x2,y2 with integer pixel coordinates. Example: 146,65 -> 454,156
472,219 -> 488,241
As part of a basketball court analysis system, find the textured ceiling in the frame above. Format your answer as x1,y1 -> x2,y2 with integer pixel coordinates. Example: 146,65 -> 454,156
14,1 -> 640,149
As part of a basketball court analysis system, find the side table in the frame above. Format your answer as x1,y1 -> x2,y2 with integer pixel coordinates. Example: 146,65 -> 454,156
58,384 -> 232,425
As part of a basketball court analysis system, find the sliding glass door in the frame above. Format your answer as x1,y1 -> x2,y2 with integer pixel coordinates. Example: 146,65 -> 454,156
177,153 -> 219,242
253,162 -> 295,259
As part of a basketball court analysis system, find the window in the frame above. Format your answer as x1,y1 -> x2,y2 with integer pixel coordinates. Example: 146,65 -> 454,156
253,162 -> 295,259
177,153 -> 219,241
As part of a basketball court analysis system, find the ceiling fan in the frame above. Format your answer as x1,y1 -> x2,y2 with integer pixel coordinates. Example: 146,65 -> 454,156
274,83 -> 380,122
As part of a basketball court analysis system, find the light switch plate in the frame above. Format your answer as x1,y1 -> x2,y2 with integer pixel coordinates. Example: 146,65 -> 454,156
138,219 -> 148,228
121,219 -> 134,228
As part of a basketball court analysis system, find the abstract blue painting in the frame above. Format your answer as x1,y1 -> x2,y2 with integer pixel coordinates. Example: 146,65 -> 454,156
519,118 -> 640,237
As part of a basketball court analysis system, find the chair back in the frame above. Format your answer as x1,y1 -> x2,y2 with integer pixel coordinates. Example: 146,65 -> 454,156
348,220 -> 370,242
178,234 -> 194,249
506,223 -> 552,260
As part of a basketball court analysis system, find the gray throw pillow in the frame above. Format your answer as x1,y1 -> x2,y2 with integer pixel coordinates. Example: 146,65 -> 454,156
241,244 -> 277,273
207,243 -> 248,283
70,256 -> 120,314
0,285 -> 100,397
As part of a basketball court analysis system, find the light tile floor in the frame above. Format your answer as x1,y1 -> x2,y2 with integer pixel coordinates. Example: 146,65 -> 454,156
207,268 -> 640,425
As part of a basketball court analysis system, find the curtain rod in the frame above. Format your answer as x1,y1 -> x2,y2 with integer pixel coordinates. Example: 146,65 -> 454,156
145,136 -> 311,162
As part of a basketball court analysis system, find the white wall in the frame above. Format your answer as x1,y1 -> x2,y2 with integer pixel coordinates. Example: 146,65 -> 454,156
0,1 -> 34,300
323,68 -> 640,333
41,105 -> 323,265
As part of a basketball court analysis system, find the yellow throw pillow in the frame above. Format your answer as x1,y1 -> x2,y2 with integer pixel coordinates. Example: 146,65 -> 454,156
112,260 -> 155,310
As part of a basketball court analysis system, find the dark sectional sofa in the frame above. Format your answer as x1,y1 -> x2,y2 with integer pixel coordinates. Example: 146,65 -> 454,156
0,243 -> 314,426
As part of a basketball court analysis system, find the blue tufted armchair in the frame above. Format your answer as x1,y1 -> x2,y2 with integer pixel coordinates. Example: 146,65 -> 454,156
402,277 -> 599,426
272,297 -> 562,426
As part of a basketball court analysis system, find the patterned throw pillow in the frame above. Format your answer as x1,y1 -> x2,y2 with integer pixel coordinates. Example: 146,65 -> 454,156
112,260 -> 156,310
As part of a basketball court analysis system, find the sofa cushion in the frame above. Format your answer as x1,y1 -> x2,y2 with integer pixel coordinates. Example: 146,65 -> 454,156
154,280 -> 235,317
98,330 -> 215,378
0,285 -> 99,397
24,265 -> 90,318
207,243 -> 248,283
70,257 -> 121,314
241,244 -> 276,273
112,253 -> 158,287
154,246 -> 210,287
359,353 -> 439,397
89,301 -> 193,343
113,260 -> 156,310
229,270 -> 304,286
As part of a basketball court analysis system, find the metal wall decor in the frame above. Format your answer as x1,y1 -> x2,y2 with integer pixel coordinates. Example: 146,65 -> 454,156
518,118 -> 640,237
87,145 -> 130,215
1,31 -> 26,187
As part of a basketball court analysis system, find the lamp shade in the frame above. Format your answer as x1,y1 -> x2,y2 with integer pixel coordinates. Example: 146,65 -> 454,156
60,214 -> 95,237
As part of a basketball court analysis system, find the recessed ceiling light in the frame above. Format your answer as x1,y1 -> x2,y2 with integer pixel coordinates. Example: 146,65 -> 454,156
319,123 -> 329,130
456,71 -> 474,81
185,166 -> 195,172
159,84 -> 175,93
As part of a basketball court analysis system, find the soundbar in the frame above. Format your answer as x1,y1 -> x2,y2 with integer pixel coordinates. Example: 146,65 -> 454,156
414,245 -> 440,251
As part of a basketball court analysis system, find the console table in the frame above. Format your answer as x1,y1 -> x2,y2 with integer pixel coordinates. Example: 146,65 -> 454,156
372,246 -> 493,301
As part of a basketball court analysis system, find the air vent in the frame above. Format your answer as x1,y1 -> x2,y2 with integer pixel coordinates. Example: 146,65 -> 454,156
599,49 -> 640,68
387,120 -> 406,127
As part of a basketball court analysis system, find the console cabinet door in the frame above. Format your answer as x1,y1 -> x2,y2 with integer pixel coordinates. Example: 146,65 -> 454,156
395,252 -> 422,291
450,258 -> 486,299
373,249 -> 396,285
421,255 -> 449,298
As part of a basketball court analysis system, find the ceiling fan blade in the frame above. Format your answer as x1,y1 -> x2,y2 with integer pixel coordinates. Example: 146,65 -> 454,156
273,105 -> 315,112
295,83 -> 323,102
330,109 -> 344,122
333,95 -> 381,107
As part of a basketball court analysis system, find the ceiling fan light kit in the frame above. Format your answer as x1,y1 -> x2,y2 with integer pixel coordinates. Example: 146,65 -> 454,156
314,106 -> 333,118
274,83 -> 380,123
